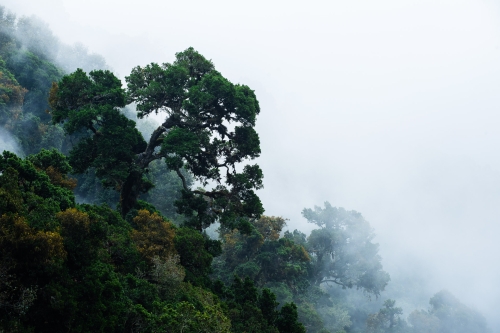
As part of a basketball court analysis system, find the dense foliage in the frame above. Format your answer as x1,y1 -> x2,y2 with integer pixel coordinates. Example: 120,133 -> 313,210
0,6 -> 491,333
50,48 -> 264,225
0,151 -> 303,332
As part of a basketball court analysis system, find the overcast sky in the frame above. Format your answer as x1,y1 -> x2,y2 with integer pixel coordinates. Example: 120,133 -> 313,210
4,0 -> 500,327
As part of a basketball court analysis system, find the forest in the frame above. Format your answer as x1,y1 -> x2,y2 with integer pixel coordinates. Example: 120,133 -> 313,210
0,7 -> 491,333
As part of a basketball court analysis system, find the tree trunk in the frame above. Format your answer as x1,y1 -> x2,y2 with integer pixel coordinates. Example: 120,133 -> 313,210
119,170 -> 144,217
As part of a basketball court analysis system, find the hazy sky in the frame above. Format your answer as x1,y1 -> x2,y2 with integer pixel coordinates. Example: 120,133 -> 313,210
4,0 -> 500,327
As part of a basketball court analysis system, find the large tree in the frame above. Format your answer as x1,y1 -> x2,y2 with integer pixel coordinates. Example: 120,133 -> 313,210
50,48 -> 264,228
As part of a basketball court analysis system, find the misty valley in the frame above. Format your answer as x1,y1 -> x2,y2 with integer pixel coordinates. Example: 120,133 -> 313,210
0,6 -> 492,333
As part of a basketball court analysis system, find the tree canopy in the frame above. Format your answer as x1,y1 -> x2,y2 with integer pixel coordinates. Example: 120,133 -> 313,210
302,202 -> 390,296
0,9 -> 493,332
50,48 -> 264,229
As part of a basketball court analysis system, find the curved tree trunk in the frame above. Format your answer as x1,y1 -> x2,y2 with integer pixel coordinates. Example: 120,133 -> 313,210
119,122 -> 173,217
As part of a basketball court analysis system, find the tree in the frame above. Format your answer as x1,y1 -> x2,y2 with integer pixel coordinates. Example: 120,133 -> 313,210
215,216 -> 310,288
130,209 -> 177,262
50,48 -> 264,229
215,217 -> 330,332
174,227 -> 218,287
366,299 -> 408,333
408,290 -> 490,333
0,149 -> 75,221
407,310 -> 440,333
0,16 -> 306,329
0,58 -> 27,128
214,276 -> 305,333
302,202 -> 390,296
276,303 -> 306,333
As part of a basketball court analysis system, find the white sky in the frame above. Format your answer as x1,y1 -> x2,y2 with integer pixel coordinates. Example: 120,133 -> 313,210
4,0 -> 500,328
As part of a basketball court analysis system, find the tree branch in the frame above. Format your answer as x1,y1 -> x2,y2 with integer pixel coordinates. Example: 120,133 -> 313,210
137,125 -> 168,167
176,168 -> 189,192
319,279 -> 346,287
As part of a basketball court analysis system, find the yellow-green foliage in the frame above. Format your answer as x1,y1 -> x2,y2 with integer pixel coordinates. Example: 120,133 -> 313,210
0,213 -> 66,264
57,207 -> 91,235
131,209 -> 177,262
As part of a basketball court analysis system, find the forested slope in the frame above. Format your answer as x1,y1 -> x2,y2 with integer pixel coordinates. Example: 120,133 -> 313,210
0,7 -> 490,333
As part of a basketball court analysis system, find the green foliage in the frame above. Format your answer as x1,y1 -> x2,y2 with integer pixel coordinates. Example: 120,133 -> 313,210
6,51 -> 62,121
27,148 -> 72,174
0,8 -> 72,156
0,58 -> 26,127
276,303 -> 306,333
0,10 -> 306,332
0,8 -> 492,332
214,276 -> 305,333
0,6 -> 117,162
50,68 -> 126,125
3,50 -> 65,154
50,69 -> 146,189
174,227 -> 217,287
214,217 -> 341,333
0,151 -> 232,332
126,47 -> 264,227
214,204 -> 391,333
0,150 -> 75,218
50,47 -> 264,225
131,284 -> 232,333
215,216 -> 310,288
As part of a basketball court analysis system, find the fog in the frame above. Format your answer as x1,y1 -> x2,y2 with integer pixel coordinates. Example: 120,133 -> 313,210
0,128 -> 22,157
4,0 -> 500,329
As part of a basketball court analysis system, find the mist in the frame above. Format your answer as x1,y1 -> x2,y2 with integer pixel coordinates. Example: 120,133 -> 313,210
0,127 -> 22,156
3,0 -> 500,330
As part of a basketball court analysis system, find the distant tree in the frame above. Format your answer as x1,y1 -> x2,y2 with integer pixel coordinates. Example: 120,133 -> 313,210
14,15 -> 60,61
408,290 -> 490,333
215,216 -> 310,288
0,58 -> 27,127
50,48 -> 264,229
215,218 -> 340,333
302,202 -> 390,296
407,310 -> 440,333
0,46 -> 66,155
366,299 -> 409,333
0,7 -> 15,49
56,42 -> 109,74
0,7 -> 111,157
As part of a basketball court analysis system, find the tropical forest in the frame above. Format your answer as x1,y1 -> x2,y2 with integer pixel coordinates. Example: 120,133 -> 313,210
0,6 -> 491,333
